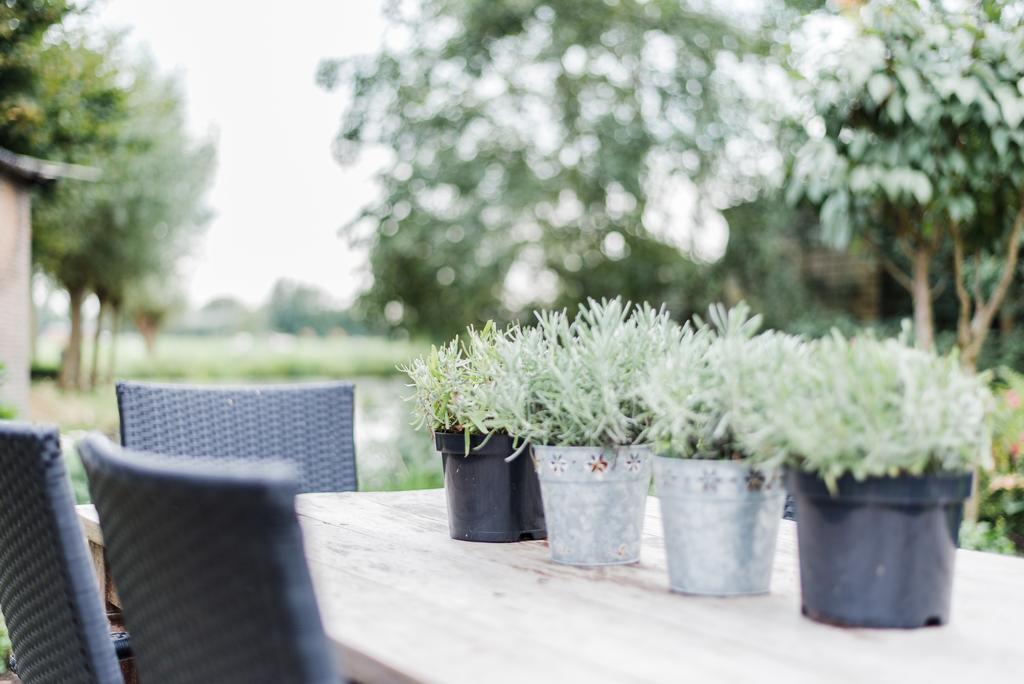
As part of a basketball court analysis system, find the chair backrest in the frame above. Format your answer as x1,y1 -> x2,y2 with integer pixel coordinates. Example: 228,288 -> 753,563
0,422 -> 121,684
116,380 -> 357,493
78,434 -> 342,684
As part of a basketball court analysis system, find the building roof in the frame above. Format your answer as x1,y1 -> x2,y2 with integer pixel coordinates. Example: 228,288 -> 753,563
0,147 -> 100,185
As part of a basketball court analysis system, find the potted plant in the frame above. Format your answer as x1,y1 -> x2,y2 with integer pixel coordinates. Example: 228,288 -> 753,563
401,322 -> 545,542
643,304 -> 800,595
487,298 -> 681,566
735,331 -> 991,628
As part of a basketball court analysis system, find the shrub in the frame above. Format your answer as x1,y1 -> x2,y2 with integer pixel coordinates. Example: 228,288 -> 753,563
976,368 -> 1024,552
644,303 -> 806,461
487,298 -> 684,449
732,331 -> 992,488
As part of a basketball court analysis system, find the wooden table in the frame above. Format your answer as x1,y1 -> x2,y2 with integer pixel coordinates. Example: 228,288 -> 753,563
79,490 -> 1022,683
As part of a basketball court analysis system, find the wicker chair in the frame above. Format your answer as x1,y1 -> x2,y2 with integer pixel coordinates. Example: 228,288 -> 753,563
116,380 -> 357,493
0,422 -> 125,684
78,434 -> 342,684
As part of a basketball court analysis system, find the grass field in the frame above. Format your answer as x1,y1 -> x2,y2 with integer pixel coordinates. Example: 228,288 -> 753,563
34,331 -> 429,381
29,332 -> 445,497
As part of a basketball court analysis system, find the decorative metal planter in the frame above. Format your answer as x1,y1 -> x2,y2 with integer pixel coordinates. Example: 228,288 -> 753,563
654,457 -> 784,596
533,445 -> 652,566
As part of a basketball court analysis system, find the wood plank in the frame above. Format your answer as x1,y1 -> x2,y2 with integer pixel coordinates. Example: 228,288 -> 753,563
78,504 -> 121,609
296,490 -> 1023,684
78,491 -> 1023,683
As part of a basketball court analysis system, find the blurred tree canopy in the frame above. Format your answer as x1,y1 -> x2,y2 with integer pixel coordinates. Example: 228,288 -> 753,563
0,0 -> 78,153
788,0 -> 1024,368
266,279 -> 363,337
33,47 -> 215,387
319,0 -> 818,338
6,7 -> 217,389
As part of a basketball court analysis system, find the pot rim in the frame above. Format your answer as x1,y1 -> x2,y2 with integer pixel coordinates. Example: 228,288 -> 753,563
434,431 -> 523,457
787,469 -> 972,505
532,444 -> 652,453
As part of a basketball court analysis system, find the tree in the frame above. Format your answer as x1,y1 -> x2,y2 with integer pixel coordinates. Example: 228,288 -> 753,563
29,32 -> 128,389
33,44 -> 215,388
319,0 -> 808,338
0,0 -> 77,153
788,0 -> 1024,368
265,279 -> 354,336
124,276 -> 185,356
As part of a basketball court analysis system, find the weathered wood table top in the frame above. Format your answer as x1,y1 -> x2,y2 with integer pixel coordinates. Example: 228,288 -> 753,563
79,489 -> 1022,683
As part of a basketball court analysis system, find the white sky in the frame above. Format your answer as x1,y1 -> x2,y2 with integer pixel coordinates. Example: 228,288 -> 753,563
95,0 -> 387,308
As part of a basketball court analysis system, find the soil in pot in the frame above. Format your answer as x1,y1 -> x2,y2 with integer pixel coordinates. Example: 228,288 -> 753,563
655,458 -> 785,596
788,470 -> 972,628
436,432 -> 546,542
533,445 -> 652,566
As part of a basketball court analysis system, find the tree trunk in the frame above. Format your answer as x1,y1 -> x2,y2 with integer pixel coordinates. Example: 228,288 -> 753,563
106,303 -> 121,384
59,287 -> 85,391
89,297 -> 106,390
952,204 -> 1024,374
999,303 -> 1014,335
910,249 -> 935,351
136,316 -> 158,356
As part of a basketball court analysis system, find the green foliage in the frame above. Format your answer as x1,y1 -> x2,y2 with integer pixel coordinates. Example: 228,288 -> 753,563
486,297 -> 683,447
34,52 -> 216,303
733,331 -> 992,486
976,367 -> 1024,552
960,520 -> 1018,555
400,321 -> 506,435
644,303 -> 806,462
266,279 -> 363,336
319,0 -> 812,337
0,0 -> 77,153
789,0 -> 1024,248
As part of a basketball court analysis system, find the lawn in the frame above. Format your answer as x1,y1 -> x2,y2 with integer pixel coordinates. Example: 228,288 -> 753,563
34,331 -> 429,381
31,332 -> 443,495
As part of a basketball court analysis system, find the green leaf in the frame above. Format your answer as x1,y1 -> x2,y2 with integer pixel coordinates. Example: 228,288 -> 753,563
904,91 -> 933,123
868,73 -> 893,105
994,85 -> 1024,128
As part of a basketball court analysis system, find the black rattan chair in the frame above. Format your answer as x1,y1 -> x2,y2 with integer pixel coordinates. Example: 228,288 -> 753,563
116,380 -> 357,493
0,422 -> 124,684
78,434 -> 342,684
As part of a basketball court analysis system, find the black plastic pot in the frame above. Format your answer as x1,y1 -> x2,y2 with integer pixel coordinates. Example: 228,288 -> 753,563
436,433 -> 546,543
788,470 -> 972,629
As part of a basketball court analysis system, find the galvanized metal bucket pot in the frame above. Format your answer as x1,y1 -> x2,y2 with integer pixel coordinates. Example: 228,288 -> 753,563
654,457 -> 784,596
533,445 -> 652,566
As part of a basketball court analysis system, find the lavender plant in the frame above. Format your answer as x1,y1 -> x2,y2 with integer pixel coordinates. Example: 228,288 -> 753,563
643,303 -> 806,461
487,298 -> 685,449
731,330 -> 993,488
399,321 -> 505,436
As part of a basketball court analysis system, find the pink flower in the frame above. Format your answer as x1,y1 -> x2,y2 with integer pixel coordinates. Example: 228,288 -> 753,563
1007,390 -> 1021,409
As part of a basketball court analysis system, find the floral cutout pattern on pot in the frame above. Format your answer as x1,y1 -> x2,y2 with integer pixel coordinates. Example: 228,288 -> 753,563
746,469 -> 766,492
624,452 -> 644,473
587,453 -> 609,474
548,453 -> 568,474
